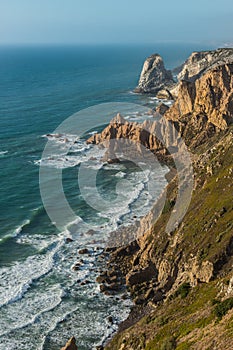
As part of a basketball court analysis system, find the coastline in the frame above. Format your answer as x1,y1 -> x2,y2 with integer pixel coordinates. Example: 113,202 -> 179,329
83,48 -> 233,350
1,44 -> 232,350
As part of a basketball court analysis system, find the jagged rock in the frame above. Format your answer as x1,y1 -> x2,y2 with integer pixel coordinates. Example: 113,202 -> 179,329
135,54 -> 174,93
107,316 -> 113,323
165,63 -> 233,131
72,264 -> 80,271
226,276 -> 233,296
86,113 -> 169,159
177,48 -> 233,82
61,337 -> 78,350
158,259 -> 173,283
144,287 -> 154,300
189,259 -> 214,286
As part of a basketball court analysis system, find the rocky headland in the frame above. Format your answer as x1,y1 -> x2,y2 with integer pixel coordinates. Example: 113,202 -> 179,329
61,48 -> 233,350
135,47 -> 233,101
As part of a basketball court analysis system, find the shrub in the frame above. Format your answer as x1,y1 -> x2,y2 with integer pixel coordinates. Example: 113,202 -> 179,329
214,297 -> 233,319
211,298 -> 220,306
160,336 -> 177,350
175,283 -> 191,299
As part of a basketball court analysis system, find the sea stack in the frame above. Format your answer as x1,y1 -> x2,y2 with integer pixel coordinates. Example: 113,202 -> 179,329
134,54 -> 174,94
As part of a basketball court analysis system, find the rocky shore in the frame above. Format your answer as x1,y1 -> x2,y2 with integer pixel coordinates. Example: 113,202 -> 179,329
61,48 -> 233,350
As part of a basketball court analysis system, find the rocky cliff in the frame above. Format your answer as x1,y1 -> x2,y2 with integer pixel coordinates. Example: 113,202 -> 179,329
103,124 -> 233,350
135,48 -> 233,99
87,56 -> 233,350
177,47 -> 233,82
88,63 -> 233,154
165,63 -> 233,148
134,54 -> 175,94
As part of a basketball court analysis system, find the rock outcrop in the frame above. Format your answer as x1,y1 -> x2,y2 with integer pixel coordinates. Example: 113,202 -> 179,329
134,54 -> 174,94
165,63 -> 233,136
87,113 -> 162,150
177,47 -> 233,82
61,337 -> 78,350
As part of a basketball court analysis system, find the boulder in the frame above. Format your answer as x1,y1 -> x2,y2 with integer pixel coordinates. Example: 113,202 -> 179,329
78,248 -> 89,254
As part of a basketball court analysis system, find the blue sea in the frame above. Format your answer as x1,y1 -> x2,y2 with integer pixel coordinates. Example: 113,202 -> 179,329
0,43 -> 214,350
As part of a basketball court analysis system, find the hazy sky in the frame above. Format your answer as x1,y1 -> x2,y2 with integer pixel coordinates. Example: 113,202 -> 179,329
0,0 -> 232,45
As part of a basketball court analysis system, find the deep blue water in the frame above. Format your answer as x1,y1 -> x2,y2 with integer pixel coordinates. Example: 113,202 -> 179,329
0,43 -> 215,349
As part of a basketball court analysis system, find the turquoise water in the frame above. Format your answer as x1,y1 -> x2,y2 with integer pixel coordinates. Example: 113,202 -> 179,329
0,44 -> 214,349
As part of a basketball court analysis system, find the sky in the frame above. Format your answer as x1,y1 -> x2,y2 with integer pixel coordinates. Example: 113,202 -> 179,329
0,0 -> 233,45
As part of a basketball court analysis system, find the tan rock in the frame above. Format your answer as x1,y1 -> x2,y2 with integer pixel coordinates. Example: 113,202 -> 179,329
165,63 -> 233,131
158,259 -> 172,283
61,336 -> 78,350
189,258 -> 214,286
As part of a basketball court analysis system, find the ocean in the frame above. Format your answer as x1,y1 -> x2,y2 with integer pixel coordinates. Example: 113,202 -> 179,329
0,43 -> 214,349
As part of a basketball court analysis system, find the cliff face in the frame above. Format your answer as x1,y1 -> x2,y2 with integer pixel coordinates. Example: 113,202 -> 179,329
134,54 -> 175,94
177,48 -> 233,82
93,58 -> 233,350
164,63 -> 233,149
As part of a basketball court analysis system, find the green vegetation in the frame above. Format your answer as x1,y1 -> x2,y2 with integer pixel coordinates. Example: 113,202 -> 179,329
175,283 -> 191,299
213,297 -> 233,320
160,337 -> 176,350
176,341 -> 192,350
